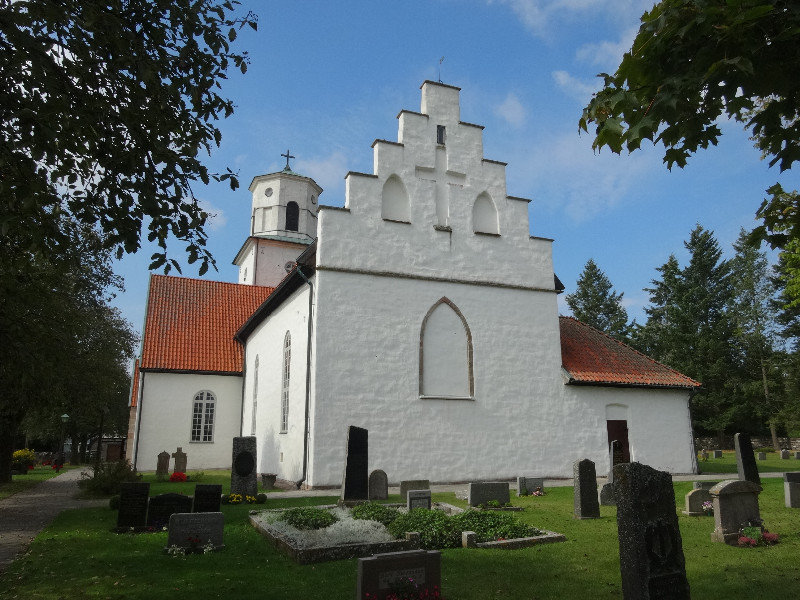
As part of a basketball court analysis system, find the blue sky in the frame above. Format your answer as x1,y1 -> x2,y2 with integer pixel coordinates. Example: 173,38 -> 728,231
112,0 -> 799,340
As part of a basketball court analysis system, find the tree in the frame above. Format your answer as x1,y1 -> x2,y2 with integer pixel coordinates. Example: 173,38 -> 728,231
632,254 -> 681,361
1,0 -> 257,273
579,1 -> 800,304
565,259 -> 630,340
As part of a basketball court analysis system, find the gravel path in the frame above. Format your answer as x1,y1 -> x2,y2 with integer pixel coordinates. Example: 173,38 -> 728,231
0,469 -> 106,575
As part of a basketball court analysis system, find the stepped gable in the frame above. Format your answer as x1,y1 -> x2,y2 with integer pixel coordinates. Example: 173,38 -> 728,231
140,275 -> 274,374
559,316 -> 700,389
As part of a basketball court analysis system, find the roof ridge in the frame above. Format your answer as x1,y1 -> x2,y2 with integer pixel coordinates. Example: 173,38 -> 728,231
150,273 -> 275,292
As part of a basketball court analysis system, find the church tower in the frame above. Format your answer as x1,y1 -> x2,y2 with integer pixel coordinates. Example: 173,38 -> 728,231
233,153 -> 322,287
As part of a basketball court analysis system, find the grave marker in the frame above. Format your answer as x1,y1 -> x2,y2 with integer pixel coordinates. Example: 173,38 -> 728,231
399,480 -> 429,503
683,488 -> 712,516
734,433 -> 760,485
357,549 -> 441,600
368,469 -> 388,501
712,450 -> 723,459
614,462 -> 690,599
517,476 -> 544,496
795,451 -> 800,460
599,440 -> 618,506
467,482 -> 510,507
781,449 -> 790,459
710,480 -> 763,545
167,512 -> 224,552
156,451 -> 170,480
784,472 -> 800,509
340,426 -> 369,504
172,447 -> 187,473
757,451 -> 767,461
231,436 -> 258,497
148,493 -> 192,528
407,489 -> 432,511
193,484 -> 223,513
117,482 -> 150,529
573,459 -> 600,519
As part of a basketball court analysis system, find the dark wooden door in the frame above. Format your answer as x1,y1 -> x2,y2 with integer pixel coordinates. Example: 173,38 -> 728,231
606,419 -> 630,464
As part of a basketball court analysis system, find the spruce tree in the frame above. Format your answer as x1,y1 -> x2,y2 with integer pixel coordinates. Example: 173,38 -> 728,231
565,259 -> 630,340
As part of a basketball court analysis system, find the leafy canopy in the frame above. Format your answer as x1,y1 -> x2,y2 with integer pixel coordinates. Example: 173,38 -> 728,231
0,0 -> 257,274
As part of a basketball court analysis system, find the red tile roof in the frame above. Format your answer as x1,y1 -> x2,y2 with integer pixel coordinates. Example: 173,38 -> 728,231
140,275 -> 274,373
559,316 -> 700,389
129,359 -> 140,407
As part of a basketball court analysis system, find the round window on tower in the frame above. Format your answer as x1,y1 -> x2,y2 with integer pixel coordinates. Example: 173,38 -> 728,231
265,187 -> 273,197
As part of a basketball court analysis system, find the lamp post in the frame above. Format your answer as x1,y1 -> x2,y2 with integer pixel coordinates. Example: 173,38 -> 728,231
58,413 -> 69,470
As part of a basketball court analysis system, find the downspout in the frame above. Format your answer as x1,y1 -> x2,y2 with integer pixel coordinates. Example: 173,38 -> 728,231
294,265 -> 314,489
133,372 -> 145,469
239,346 -> 247,437
687,387 -> 700,475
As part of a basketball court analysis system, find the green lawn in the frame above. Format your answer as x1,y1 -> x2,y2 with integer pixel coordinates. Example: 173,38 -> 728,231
698,450 -> 799,474
1,478 -> 799,599
0,466 -> 79,500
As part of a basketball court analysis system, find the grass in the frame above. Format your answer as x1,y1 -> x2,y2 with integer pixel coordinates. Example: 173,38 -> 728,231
698,450 -> 799,474
0,466 -> 78,500
1,479 -> 799,599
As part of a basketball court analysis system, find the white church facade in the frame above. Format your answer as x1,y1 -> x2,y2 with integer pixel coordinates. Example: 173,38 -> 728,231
128,81 -> 700,486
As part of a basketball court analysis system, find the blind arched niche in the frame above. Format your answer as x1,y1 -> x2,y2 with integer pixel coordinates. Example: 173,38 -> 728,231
419,297 -> 474,398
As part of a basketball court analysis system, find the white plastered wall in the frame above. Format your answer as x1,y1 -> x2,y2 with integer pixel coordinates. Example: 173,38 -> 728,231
133,372 -> 242,471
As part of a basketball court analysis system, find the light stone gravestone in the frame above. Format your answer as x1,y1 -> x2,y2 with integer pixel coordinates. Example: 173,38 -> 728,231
148,493 -> 192,528
599,440 -> 618,506
399,480 -> 430,502
368,469 -> 388,501
712,450 -> 723,459
683,488 -> 712,516
117,482 -> 150,529
156,451 -> 170,480
781,449 -> 790,459
166,512 -> 224,551
407,489 -> 432,511
573,458 -> 600,519
517,476 -> 544,496
193,484 -> 223,513
340,426 -> 368,504
757,451 -> 767,461
357,549 -> 441,600
710,479 -> 763,545
614,462 -> 690,600
230,436 -> 257,497
172,447 -> 187,473
734,433 -> 760,485
467,482 -> 510,507
784,472 -> 800,509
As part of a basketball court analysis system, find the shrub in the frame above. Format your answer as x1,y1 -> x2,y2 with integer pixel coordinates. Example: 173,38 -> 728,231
387,509 -> 460,549
187,471 -> 204,482
12,449 -> 36,471
77,460 -> 141,496
169,472 -> 187,482
279,507 -> 339,530
351,501 -> 401,526
256,493 -> 267,504
450,510 -> 541,543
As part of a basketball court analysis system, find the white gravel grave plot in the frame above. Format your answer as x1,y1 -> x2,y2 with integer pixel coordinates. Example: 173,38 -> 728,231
254,506 -> 396,548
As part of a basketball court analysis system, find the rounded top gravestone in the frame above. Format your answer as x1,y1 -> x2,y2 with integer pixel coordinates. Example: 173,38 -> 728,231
234,451 -> 255,477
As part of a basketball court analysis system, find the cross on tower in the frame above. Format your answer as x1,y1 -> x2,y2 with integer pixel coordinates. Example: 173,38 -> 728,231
415,146 -> 465,227
281,149 -> 295,171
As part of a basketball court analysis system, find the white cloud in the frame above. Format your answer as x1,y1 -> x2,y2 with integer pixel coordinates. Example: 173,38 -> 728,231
575,26 -> 639,69
197,198 -> 227,231
294,151 -> 350,203
494,93 -> 527,128
552,70 -> 600,101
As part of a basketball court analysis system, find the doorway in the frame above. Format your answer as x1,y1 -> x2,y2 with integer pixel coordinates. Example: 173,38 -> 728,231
606,419 -> 630,464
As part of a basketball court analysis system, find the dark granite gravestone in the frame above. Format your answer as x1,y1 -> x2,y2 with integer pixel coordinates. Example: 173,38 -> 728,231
599,440 -> 618,506
573,458 -> 600,519
230,436 -> 257,497
117,482 -> 150,529
710,479 -> 762,544
734,432 -> 760,485
517,476 -> 544,496
193,484 -> 223,513
614,462 -> 690,600
172,447 -> 187,473
399,480 -> 430,502
781,449 -> 790,459
368,469 -> 388,501
167,512 -> 224,552
147,493 -> 192,528
467,482 -> 510,507
795,451 -> 800,460
357,549 -> 441,600
340,426 -> 368,504
156,451 -> 170,480
757,451 -> 767,460
407,489 -> 432,510
713,450 -> 723,459
783,472 -> 800,509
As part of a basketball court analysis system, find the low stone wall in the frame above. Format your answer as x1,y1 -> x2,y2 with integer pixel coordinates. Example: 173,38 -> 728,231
694,436 -> 800,451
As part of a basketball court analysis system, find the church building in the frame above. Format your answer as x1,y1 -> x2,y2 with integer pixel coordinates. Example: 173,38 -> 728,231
127,81 -> 700,486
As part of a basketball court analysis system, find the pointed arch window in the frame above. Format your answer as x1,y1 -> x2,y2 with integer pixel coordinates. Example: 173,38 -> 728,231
419,298 -> 474,399
381,174 -> 411,222
251,355 -> 259,435
280,332 -> 291,432
191,391 -> 216,442
285,201 -> 299,231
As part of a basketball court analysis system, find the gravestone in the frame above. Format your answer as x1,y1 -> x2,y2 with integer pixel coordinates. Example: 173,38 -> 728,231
156,451 -> 170,480
340,426 -> 369,504
693,481 -> 718,490
757,451 -> 767,461
230,436 -> 257,497
573,459 -> 600,519
368,469 -> 388,501
166,512 -> 224,552
147,493 -> 192,528
517,476 -> 544,496
784,472 -> 800,509
710,479 -> 763,544
734,433 -> 760,485
712,450 -> 723,459
795,451 -> 800,460
172,447 -> 187,474
407,489 -> 432,511
781,449 -> 790,459
357,549 -> 441,600
399,480 -> 430,503
117,482 -> 150,529
683,488 -> 712,516
467,482 -> 510,507
193,484 -> 223,513
614,462 -> 690,600
599,440 -> 618,506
